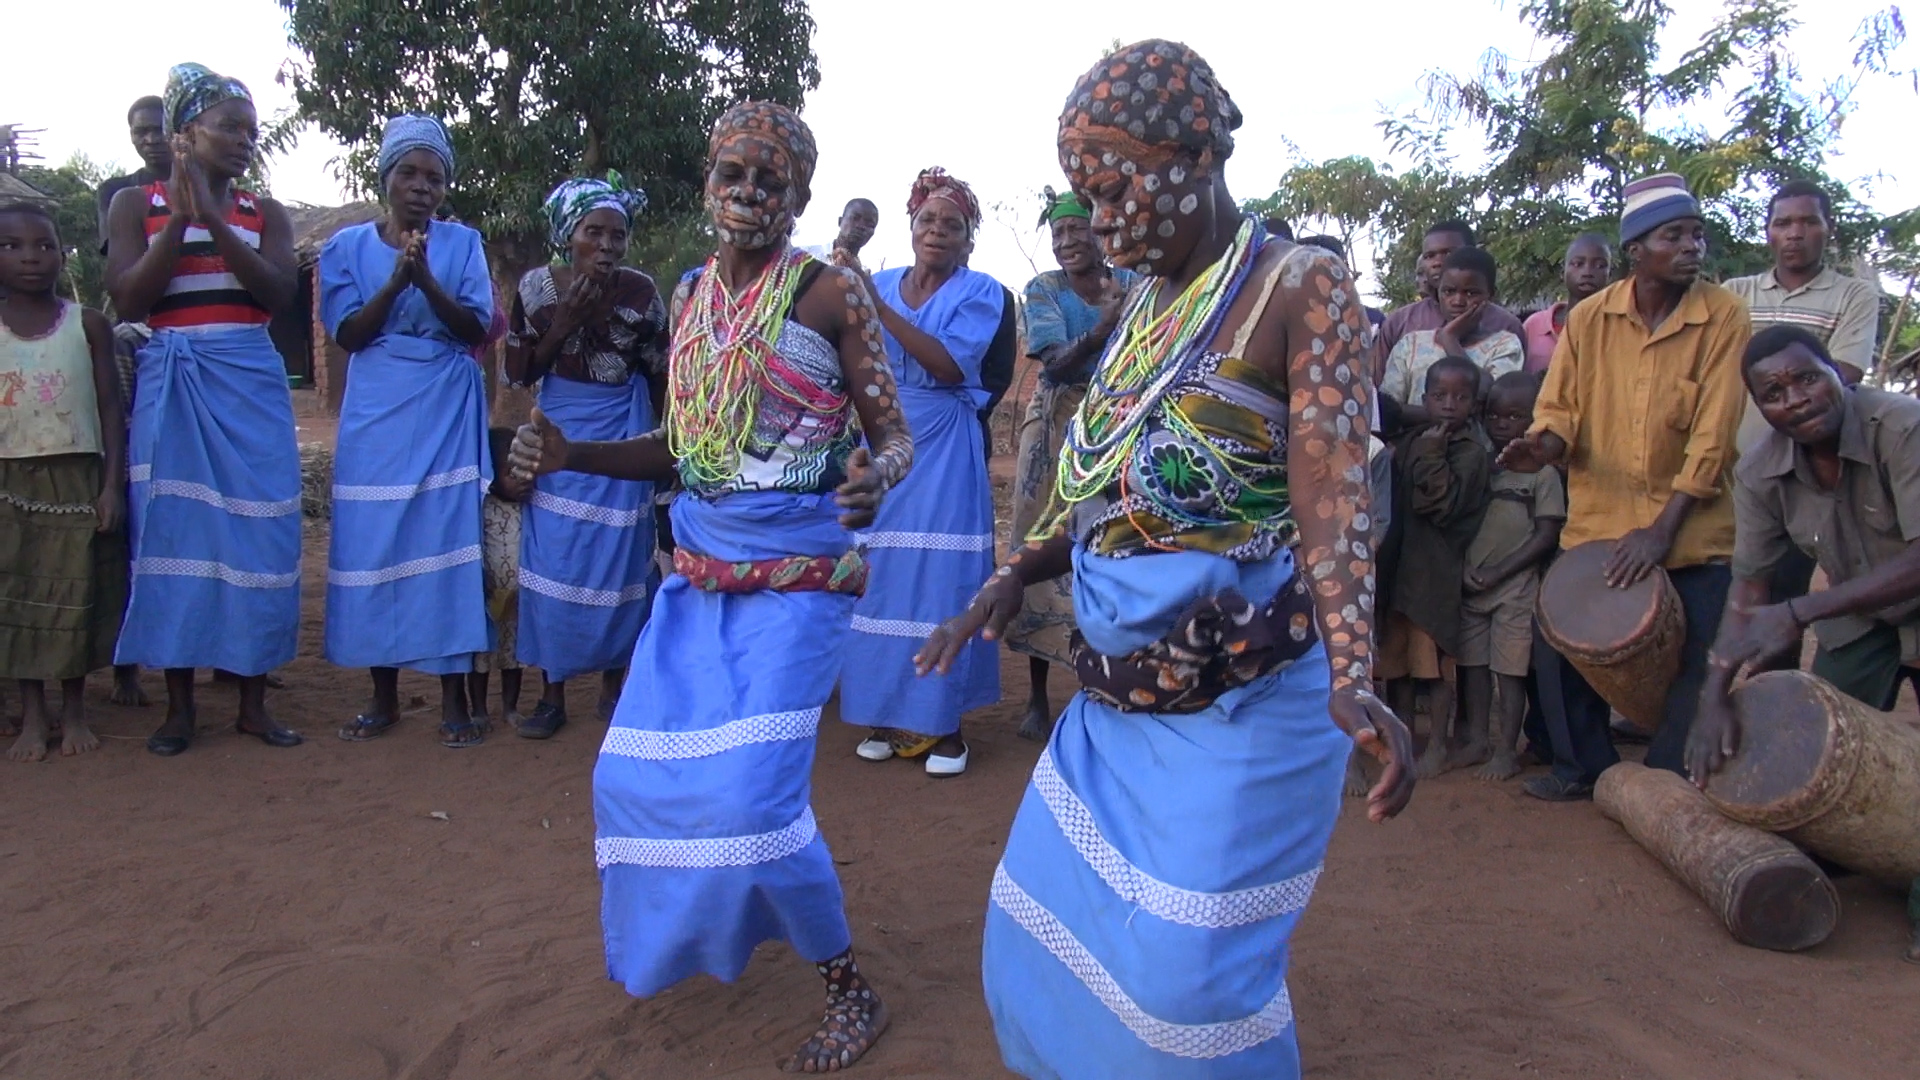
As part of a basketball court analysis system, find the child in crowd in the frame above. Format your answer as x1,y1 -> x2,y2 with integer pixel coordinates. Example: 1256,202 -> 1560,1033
468,427 -> 530,734
0,203 -> 127,762
1457,372 -> 1564,780
1380,246 -> 1524,423
1378,355 -> 1490,779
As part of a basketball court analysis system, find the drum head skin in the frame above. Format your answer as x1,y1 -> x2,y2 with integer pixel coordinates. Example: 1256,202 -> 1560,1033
1538,541 -> 1663,653
1711,670 -> 1833,820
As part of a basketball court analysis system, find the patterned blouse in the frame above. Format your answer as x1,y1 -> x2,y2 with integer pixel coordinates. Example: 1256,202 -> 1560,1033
509,265 -> 667,385
682,317 -> 858,499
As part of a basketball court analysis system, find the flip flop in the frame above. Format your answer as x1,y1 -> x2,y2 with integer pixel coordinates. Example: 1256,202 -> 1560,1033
440,719 -> 485,748
337,713 -> 398,742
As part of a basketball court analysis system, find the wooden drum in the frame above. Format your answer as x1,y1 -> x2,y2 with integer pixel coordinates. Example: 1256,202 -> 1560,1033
1536,541 -> 1685,733
1706,670 -> 1920,886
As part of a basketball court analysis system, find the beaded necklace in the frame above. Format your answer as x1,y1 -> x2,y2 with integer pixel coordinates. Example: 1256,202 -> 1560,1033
1056,218 -> 1263,505
666,246 -> 814,486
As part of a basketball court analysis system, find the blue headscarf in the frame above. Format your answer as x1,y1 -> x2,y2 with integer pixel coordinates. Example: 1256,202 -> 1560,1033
377,114 -> 456,187
543,173 -> 648,251
163,63 -> 252,136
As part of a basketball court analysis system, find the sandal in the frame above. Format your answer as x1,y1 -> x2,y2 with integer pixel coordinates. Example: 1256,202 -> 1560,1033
337,713 -> 398,742
517,701 -> 567,740
440,719 -> 485,747
887,729 -> 942,759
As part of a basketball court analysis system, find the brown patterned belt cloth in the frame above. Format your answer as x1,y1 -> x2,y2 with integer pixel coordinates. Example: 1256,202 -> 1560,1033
673,546 -> 869,596
1070,573 -> 1320,714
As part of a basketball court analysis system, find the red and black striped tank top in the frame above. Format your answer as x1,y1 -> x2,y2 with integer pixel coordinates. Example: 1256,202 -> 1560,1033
141,181 -> 273,331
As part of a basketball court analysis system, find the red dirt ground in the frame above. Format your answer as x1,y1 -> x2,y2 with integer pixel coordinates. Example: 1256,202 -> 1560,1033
3,453 -> 1916,1079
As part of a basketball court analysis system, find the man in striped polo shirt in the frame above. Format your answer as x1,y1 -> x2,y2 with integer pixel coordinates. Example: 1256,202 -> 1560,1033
1725,180 -> 1881,614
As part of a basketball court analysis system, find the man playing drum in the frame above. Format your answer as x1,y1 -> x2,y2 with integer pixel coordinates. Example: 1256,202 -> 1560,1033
1688,325 -> 1920,964
1498,173 -> 1750,801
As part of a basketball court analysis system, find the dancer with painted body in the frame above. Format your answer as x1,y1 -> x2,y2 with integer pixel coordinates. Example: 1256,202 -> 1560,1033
105,63 -> 303,756
840,168 -> 1003,776
505,174 -> 664,737
509,102 -> 911,1073
1003,187 -> 1136,740
917,40 -> 1415,1079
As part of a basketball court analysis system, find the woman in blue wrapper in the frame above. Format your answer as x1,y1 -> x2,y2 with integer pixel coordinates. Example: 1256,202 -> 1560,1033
839,167 -> 1003,777
507,101 -> 913,1073
504,174 -> 666,739
322,115 -> 496,747
916,40 -> 1416,1080
105,63 -> 303,756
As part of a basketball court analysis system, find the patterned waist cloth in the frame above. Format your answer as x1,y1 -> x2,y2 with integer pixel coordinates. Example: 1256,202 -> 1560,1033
1069,573 -> 1319,714
673,545 -> 868,596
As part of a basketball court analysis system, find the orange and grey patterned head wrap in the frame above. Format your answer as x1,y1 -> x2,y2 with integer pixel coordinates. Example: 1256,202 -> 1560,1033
707,100 -> 818,194
1058,39 -> 1242,170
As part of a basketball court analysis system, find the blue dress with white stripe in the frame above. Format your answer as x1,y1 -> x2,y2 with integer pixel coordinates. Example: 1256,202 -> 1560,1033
838,265 -> 1002,736
116,326 -> 302,675
983,547 -> 1350,1079
319,220 -> 494,674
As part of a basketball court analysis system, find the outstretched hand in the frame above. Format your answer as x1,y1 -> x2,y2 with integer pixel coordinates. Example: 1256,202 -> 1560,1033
1330,686 -> 1416,822
1496,432 -> 1551,474
914,574 -> 1025,678
510,406 -> 570,481
834,447 -> 883,529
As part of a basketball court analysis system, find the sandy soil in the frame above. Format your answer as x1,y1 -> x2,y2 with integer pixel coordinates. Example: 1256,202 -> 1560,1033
3,463 -> 1916,1079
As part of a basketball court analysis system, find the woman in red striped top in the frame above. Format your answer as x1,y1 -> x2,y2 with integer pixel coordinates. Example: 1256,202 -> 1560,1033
104,63 -> 304,756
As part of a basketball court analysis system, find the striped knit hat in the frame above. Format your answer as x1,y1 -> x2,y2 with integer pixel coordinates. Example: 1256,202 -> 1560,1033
1620,173 -> 1702,244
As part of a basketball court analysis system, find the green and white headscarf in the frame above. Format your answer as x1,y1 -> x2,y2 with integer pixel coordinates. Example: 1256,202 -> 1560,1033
543,173 -> 648,252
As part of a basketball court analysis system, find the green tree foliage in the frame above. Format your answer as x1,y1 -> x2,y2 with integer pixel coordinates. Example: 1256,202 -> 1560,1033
1252,0 -> 1916,309
277,0 -> 818,280
20,154 -> 112,312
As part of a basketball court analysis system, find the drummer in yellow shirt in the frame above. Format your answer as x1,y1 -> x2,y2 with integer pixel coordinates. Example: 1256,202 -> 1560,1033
1688,325 -> 1920,964
1497,173 -> 1750,802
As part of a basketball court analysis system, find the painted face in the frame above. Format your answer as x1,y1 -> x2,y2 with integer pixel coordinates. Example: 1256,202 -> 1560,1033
1628,217 -> 1707,288
1563,239 -> 1612,302
1437,267 -> 1490,319
129,106 -> 171,173
1767,194 -> 1829,276
837,200 -> 877,250
1747,342 -> 1844,446
704,133 -> 808,250
1425,369 -> 1478,424
910,197 -> 969,272
1483,386 -> 1536,448
1050,215 -> 1100,274
1418,229 -> 1469,297
383,148 -> 447,230
0,211 -> 63,295
569,207 -> 629,278
1061,131 -> 1211,277
185,97 -> 259,181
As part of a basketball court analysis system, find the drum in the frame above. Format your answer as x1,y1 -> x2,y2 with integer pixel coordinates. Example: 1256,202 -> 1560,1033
1536,540 -> 1685,733
1597,762 -> 1836,952
1706,670 -> 1920,886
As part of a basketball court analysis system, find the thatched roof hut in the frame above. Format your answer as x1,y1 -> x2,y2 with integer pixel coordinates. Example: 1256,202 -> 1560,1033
288,201 -> 382,256
0,171 -> 55,206
283,202 -> 381,413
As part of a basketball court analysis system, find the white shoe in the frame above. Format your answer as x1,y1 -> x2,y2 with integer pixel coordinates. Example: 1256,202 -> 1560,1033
925,744 -> 969,777
855,734 -> 895,761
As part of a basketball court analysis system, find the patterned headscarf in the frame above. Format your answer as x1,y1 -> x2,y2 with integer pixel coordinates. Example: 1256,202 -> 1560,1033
163,63 -> 251,136
378,114 -> 456,186
1058,39 -> 1242,169
1038,185 -> 1090,227
907,167 -> 982,232
544,173 -> 649,251
707,100 -> 818,194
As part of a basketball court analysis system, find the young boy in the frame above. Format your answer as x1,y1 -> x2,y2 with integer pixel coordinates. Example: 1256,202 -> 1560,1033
1380,246 -> 1524,424
1522,234 -> 1612,373
1457,372 -> 1565,779
1378,355 -> 1491,779
0,203 -> 127,761
469,428 -> 530,732
829,197 -> 879,271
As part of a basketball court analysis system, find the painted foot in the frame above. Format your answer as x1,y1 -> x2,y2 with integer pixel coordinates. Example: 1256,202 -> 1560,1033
1476,753 -> 1522,781
782,992 -> 888,1073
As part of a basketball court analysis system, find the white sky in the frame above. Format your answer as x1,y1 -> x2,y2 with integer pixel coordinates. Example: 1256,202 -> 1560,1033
7,0 -> 1915,297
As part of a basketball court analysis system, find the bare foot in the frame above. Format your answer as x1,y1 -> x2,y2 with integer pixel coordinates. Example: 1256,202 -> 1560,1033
1344,748 -> 1371,797
783,957 -> 888,1073
1016,702 -> 1049,742
7,713 -> 50,763
1449,739 -> 1490,771
1476,752 -> 1522,781
111,666 -> 150,706
1414,742 -> 1451,780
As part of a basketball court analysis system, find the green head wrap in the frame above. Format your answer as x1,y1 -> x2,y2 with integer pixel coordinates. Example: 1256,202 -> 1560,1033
1039,185 -> 1090,228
